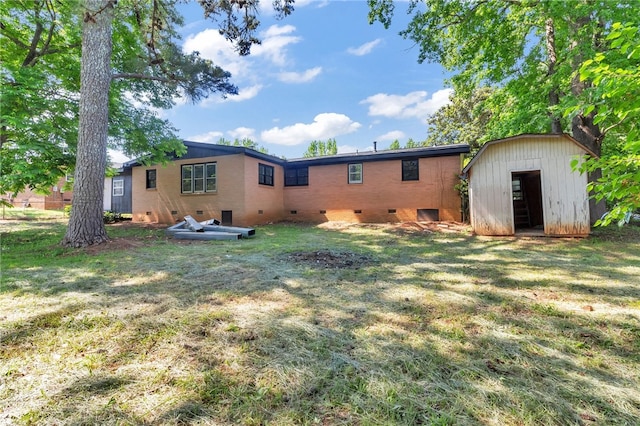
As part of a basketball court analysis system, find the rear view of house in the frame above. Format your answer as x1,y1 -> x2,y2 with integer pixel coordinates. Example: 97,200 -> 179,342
124,141 -> 470,226
462,134 -> 596,236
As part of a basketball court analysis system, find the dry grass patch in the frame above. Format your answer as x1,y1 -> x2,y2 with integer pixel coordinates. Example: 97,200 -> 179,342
1,220 -> 639,425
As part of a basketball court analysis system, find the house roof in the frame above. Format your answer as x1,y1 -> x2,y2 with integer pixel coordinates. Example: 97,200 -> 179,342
125,141 -> 470,168
461,133 -> 598,175
286,144 -> 470,167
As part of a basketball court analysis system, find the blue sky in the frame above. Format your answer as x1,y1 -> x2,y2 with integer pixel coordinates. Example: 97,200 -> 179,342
113,0 -> 451,161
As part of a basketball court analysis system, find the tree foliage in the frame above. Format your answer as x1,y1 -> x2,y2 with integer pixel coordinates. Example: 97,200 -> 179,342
368,0 -> 635,153
388,140 -> 401,150
425,87 -> 493,153
369,0 -> 636,224
216,137 -> 268,153
303,138 -> 338,157
0,0 -> 294,246
569,22 -> 640,226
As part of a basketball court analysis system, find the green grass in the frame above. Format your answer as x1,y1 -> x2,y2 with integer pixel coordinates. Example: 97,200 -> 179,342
0,206 -> 67,221
1,220 -> 639,425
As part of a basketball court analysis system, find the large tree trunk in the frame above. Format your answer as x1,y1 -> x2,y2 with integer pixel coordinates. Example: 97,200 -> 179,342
62,0 -> 113,247
572,114 -> 607,224
545,18 -> 563,134
569,15 -> 607,225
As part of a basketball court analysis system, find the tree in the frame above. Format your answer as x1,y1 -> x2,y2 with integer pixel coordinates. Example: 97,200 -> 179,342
303,138 -> 338,157
569,22 -> 640,226
388,140 -> 401,150
1,0 -> 82,196
0,1 -> 187,199
404,138 -> 419,148
61,0 -> 237,246
217,137 -> 268,153
368,0 -> 634,221
2,0 -> 293,246
425,87 -> 493,153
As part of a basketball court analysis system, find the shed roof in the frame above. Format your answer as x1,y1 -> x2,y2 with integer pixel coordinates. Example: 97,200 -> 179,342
461,133 -> 598,175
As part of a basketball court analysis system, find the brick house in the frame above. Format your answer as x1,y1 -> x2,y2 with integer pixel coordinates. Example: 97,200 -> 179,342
5,176 -> 73,210
114,141 -> 470,226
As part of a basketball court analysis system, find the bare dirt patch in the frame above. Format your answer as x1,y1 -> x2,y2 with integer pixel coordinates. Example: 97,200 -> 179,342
286,250 -> 373,269
80,221 -> 169,255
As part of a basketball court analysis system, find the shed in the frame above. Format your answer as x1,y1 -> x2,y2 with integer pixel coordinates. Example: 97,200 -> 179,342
462,134 -> 597,236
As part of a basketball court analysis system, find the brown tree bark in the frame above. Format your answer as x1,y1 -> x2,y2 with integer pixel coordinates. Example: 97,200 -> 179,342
569,16 -> 607,224
545,18 -> 563,134
61,0 -> 114,247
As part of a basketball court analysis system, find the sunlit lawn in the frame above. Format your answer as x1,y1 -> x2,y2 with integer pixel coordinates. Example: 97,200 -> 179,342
1,219 -> 639,425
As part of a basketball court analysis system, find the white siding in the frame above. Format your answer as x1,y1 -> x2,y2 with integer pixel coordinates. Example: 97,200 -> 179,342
103,177 -> 112,211
468,135 -> 590,236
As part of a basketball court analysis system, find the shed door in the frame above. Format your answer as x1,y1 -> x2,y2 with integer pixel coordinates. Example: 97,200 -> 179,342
512,171 -> 543,230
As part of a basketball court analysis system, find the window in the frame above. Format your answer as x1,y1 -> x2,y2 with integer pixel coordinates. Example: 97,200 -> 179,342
285,167 -> 308,186
146,169 -> 157,189
512,178 -> 524,201
402,159 -> 419,181
259,163 -> 274,186
113,179 -> 124,197
182,162 -> 216,193
348,163 -> 362,184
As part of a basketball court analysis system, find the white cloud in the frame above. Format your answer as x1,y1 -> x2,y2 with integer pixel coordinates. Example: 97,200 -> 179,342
232,84 -> 263,101
278,67 -> 322,83
261,113 -> 361,146
361,88 -> 453,120
253,24 -> 302,66
199,84 -> 263,107
188,131 -> 224,143
377,130 -> 406,141
229,127 -> 257,141
183,29 -> 248,79
347,39 -> 382,56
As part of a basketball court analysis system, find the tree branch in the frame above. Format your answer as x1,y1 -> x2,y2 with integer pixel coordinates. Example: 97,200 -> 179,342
111,72 -> 178,83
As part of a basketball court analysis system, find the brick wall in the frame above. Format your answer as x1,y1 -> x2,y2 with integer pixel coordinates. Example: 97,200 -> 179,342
283,155 -> 463,223
131,152 -> 464,225
132,154 -> 286,226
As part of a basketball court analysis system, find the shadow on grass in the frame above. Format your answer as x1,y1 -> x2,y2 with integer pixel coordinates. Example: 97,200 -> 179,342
2,222 -> 639,424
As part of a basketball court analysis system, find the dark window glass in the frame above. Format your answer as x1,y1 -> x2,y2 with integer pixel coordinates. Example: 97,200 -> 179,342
146,169 -> 157,189
402,159 -> 419,181
285,167 -> 309,186
181,165 -> 193,193
259,163 -> 274,186
205,163 -> 217,192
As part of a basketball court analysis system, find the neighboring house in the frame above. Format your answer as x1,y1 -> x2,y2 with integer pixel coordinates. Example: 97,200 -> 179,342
123,141 -> 470,226
462,134 -> 596,236
108,164 -> 133,214
6,176 -> 73,210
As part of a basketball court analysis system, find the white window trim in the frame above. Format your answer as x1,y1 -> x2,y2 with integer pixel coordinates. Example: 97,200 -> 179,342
113,179 -> 124,197
348,163 -> 363,184
181,162 -> 217,194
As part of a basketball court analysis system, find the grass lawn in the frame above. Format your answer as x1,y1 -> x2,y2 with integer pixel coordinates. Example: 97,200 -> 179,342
1,220 -> 639,425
